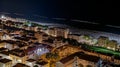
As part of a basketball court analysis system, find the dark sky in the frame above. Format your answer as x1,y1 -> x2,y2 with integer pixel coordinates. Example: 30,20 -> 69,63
0,0 -> 120,25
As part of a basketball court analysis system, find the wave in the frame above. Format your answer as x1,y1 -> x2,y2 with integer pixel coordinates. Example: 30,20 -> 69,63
71,19 -> 99,25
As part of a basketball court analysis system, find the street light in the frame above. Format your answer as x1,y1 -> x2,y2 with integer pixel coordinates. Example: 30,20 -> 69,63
1,15 -> 5,19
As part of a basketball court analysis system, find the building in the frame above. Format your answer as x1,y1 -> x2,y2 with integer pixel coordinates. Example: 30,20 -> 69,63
35,59 -> 48,67
13,63 -> 30,67
0,58 -> 12,67
107,40 -> 117,50
25,26 -> 38,32
48,28 -> 56,37
0,51 -> 10,59
9,49 -> 27,64
56,52 -> 101,67
54,44 -> 80,58
1,34 -> 11,40
0,40 -> 19,50
0,32 -> 4,37
68,34 -> 81,42
97,36 -> 109,47
53,37 -> 66,48
68,34 -> 97,45
48,27 -> 69,38
26,59 -> 36,67
24,44 -> 49,60
35,32 -> 43,43
2,16 -> 120,66
0,47 -> 8,52
98,36 -> 118,50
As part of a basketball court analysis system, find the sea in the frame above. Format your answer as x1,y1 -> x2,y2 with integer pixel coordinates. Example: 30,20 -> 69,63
1,12 -> 120,35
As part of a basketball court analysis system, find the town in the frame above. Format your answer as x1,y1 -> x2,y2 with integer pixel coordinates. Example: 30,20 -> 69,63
0,16 -> 120,67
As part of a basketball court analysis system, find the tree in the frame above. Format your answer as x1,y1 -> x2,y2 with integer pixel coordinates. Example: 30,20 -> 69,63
65,38 -> 80,46
46,52 -> 60,61
46,52 -> 60,67
34,65 -> 38,67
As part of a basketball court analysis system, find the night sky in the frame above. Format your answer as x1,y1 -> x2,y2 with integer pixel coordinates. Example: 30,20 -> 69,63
0,0 -> 120,26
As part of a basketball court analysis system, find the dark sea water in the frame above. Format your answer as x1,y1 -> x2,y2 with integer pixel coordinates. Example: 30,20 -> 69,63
1,13 -> 120,35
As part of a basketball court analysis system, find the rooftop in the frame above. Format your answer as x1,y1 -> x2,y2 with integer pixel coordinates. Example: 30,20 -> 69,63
0,51 -> 9,55
0,58 -> 12,63
13,63 -> 30,67
10,49 -> 26,57
0,47 -> 8,51
27,59 -> 36,62
36,60 -> 48,65
60,52 -> 100,64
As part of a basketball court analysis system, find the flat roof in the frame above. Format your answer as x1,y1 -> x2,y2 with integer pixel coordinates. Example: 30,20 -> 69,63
0,51 -> 9,55
0,58 -> 12,63
10,49 -> 26,57
27,59 -> 36,62
0,47 -> 8,51
13,63 -> 30,67
60,52 -> 100,64
36,61 -> 48,65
